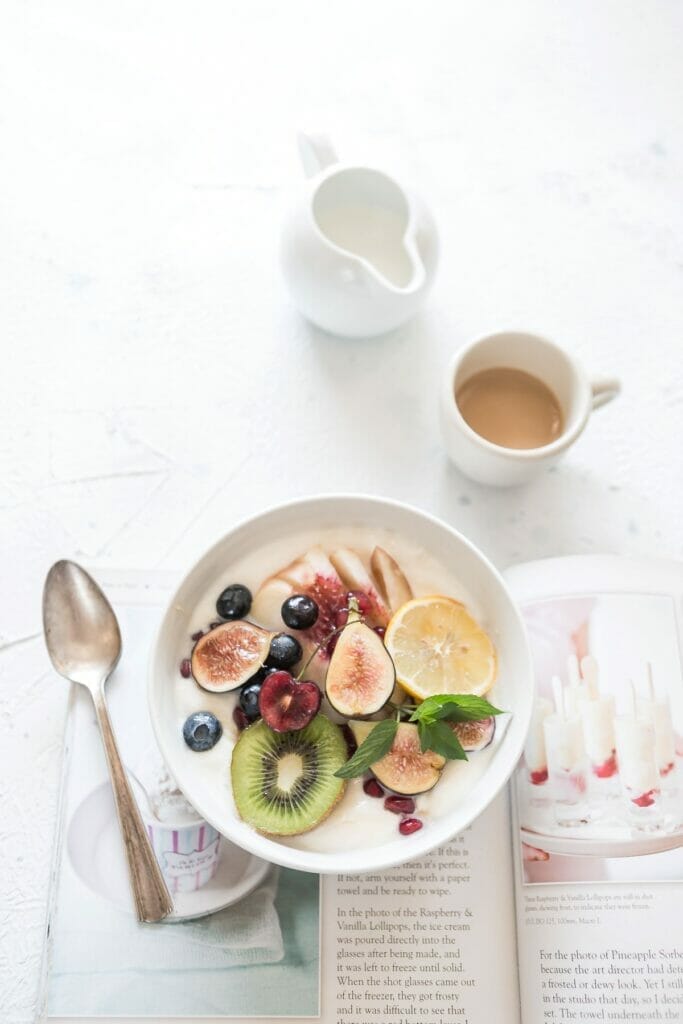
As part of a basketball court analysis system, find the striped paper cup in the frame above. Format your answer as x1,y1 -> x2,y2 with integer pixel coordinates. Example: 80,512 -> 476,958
131,774 -> 222,894
145,816 -> 221,894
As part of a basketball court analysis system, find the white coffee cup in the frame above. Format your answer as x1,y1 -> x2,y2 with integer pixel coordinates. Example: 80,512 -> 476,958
439,330 -> 620,487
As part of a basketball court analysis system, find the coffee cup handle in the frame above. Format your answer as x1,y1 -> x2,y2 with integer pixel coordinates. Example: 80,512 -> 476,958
590,377 -> 621,410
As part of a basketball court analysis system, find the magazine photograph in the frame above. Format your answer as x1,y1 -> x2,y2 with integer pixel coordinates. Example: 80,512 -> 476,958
1,4 -> 682,1024
518,591 -> 683,875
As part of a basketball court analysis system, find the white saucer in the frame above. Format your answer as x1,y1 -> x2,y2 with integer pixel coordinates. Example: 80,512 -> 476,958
67,781 -> 271,922
520,824 -> 683,859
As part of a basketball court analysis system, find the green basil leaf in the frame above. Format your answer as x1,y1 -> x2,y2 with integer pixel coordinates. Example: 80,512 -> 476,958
420,720 -> 468,761
334,719 -> 398,779
410,693 -> 503,724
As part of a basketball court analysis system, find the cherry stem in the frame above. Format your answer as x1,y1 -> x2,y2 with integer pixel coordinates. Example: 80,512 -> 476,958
295,611 -> 364,681
388,700 -> 418,717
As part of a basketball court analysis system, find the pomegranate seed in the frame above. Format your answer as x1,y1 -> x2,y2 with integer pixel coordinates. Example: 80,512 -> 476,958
363,778 -> 384,798
399,817 -> 423,836
385,795 -> 415,815
347,590 -> 372,615
191,630 -> 204,642
232,706 -> 250,731
180,658 -> 191,678
374,626 -> 386,640
326,635 -> 339,657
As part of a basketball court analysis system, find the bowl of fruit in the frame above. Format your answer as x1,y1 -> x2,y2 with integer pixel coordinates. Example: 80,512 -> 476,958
148,494 -> 533,874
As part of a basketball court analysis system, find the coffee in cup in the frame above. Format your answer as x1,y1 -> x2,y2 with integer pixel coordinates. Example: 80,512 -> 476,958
455,367 -> 564,450
439,331 -> 620,487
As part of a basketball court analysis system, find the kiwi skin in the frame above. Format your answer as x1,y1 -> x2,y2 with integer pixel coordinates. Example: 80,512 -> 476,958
230,715 -> 348,837
260,783 -> 344,838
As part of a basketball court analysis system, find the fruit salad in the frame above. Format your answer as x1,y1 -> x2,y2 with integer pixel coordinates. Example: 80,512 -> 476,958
175,534 -> 504,850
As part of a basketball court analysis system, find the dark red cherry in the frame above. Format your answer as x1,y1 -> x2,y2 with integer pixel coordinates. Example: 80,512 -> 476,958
258,671 -> 322,732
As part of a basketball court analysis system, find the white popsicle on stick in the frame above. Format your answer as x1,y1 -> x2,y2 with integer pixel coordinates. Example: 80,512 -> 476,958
552,675 -> 565,718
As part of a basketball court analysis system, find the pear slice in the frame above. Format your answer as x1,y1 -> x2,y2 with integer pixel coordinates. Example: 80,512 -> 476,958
250,577 -> 293,631
370,546 -> 413,613
280,546 -> 341,589
330,548 -> 389,625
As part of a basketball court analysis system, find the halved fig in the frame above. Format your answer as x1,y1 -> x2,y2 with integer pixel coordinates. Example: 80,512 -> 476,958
350,721 -> 446,795
326,610 -> 395,717
329,548 -> 389,626
370,546 -> 413,613
451,715 -> 496,752
191,621 -> 271,693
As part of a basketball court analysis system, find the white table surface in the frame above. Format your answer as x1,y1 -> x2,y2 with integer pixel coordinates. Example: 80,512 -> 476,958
1,2 -> 682,1019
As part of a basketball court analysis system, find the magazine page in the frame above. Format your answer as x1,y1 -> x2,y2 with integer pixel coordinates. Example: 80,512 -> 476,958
45,572 -> 521,1023
321,791 -> 520,1024
506,557 -> 683,1024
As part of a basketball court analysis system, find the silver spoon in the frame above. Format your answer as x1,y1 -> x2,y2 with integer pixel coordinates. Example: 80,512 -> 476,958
43,560 -> 173,923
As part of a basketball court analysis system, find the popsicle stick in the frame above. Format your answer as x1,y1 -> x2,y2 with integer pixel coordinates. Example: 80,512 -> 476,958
581,655 -> 599,700
552,675 -> 564,718
628,680 -> 637,717
645,662 -> 655,702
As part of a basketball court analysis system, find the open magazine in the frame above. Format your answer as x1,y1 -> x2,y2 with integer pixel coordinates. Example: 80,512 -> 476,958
41,557 -> 683,1023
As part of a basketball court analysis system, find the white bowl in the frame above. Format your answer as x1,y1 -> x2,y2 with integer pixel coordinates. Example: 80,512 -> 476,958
148,494 -> 533,874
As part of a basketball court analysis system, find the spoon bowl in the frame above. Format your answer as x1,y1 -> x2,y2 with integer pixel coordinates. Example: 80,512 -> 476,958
43,560 -> 122,688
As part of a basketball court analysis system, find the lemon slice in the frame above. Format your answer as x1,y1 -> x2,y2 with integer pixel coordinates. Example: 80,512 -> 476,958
384,595 -> 497,700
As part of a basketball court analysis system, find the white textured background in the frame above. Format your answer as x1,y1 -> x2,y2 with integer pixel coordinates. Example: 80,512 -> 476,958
1,2 -> 682,1019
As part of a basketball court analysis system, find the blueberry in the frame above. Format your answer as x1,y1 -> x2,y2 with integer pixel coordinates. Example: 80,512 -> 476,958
281,594 -> 319,630
183,711 -> 222,752
266,632 -> 303,669
239,680 -> 263,721
216,583 -> 252,621
238,666 -> 276,720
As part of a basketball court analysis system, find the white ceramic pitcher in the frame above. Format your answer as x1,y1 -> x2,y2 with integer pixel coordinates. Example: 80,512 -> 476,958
280,133 -> 439,338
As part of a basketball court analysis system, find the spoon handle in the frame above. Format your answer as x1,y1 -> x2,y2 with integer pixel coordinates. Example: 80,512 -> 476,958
92,691 -> 173,922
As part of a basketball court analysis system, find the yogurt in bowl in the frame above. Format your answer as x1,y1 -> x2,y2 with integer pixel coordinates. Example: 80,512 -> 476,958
148,495 -> 533,874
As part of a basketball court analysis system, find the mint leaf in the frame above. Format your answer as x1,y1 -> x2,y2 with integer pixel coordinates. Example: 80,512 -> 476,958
418,720 -> 468,761
410,694 -> 503,725
334,719 -> 398,779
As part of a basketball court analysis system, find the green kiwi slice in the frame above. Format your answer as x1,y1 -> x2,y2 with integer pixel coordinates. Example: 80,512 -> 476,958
231,715 -> 347,836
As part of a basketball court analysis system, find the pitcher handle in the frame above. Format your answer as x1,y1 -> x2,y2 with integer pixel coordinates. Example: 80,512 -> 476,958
590,377 -> 621,410
297,132 -> 338,177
